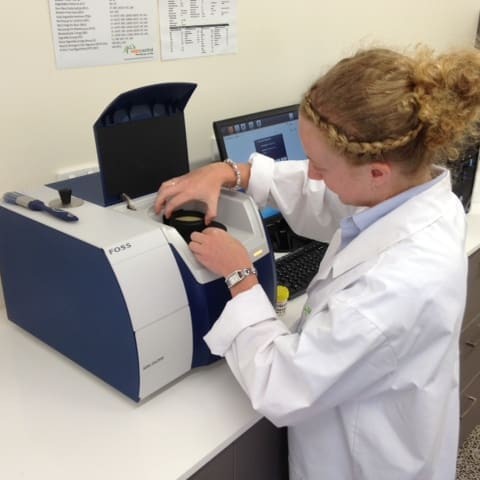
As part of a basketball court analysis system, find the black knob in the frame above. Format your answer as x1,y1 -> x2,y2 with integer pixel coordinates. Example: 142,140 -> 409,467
59,188 -> 72,206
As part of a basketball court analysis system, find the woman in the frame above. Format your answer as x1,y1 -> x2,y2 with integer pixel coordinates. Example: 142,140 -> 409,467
155,47 -> 480,479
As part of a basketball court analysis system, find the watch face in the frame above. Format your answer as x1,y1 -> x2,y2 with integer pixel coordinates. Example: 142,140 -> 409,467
227,272 -> 240,287
226,268 -> 257,289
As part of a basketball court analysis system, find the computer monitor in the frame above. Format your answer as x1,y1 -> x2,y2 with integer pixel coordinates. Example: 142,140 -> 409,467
213,104 -> 306,222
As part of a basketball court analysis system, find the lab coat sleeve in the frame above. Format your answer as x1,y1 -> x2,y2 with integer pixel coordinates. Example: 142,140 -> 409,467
203,285 -> 288,355
246,153 -> 356,241
204,284 -> 397,427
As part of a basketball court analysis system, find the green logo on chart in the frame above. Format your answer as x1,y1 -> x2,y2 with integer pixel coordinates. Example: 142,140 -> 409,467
123,44 -> 136,54
123,44 -> 154,58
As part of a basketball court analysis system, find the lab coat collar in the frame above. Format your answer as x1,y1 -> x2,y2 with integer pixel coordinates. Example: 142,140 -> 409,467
313,168 -> 454,281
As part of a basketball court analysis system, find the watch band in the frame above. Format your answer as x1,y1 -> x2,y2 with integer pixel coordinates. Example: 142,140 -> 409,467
225,267 -> 258,289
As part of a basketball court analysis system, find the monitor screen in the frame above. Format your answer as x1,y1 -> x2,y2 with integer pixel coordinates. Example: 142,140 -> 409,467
213,104 -> 306,221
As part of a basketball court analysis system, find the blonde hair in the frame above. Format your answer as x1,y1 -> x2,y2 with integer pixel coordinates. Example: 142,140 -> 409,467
300,47 -> 480,172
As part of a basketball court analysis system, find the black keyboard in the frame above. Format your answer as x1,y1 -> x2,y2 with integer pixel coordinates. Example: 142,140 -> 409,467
275,240 -> 329,299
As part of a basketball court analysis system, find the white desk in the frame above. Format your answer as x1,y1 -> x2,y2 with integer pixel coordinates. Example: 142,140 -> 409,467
1,212 -> 480,480
0,305 -> 256,479
0,291 -> 303,480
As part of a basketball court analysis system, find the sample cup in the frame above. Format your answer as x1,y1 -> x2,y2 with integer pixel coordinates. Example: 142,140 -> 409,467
165,209 -> 227,242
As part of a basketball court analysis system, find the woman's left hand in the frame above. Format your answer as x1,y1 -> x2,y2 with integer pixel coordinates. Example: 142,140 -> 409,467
189,228 -> 255,280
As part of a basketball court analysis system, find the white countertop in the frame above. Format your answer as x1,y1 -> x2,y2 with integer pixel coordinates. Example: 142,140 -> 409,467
0,291 -> 304,480
0,306 -> 256,480
1,211 -> 480,480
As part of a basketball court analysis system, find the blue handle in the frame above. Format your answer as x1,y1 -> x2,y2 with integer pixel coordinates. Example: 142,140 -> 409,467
4,193 -> 78,222
30,200 -> 79,222
44,205 -> 78,222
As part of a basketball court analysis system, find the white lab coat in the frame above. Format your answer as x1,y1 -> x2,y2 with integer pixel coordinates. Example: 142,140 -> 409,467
204,154 -> 467,480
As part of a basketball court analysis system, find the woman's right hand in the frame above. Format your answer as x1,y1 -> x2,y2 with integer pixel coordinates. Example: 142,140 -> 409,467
154,163 -> 231,224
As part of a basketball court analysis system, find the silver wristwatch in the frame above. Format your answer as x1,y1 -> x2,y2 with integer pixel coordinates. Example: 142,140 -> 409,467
225,267 -> 258,289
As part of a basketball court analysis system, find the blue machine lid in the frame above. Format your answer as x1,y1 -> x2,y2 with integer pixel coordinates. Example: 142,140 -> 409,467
93,82 -> 197,205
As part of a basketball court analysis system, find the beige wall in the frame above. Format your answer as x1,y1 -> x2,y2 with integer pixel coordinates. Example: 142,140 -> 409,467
0,0 -> 479,307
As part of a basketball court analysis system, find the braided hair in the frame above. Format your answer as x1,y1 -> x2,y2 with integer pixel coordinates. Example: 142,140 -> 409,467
300,47 -> 480,173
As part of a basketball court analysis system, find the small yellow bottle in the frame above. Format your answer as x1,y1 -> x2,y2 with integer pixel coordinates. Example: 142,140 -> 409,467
275,285 -> 290,316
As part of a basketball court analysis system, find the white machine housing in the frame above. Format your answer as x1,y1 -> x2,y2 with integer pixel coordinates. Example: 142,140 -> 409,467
0,186 -> 276,401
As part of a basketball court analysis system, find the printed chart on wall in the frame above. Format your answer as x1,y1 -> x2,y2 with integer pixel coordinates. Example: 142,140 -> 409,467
159,0 -> 237,60
48,0 -> 160,69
